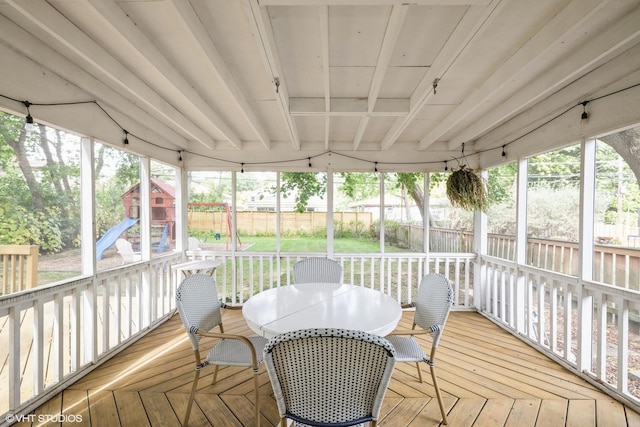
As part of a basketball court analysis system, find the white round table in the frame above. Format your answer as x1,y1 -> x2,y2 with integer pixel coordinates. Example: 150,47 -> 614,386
242,283 -> 402,338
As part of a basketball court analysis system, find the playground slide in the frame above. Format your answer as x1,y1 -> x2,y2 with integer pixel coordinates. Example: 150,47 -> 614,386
96,217 -> 139,260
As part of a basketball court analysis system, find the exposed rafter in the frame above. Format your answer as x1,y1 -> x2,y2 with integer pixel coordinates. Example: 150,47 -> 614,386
353,4 -> 408,150
0,14 -> 189,151
379,0 -> 506,151
320,5 -> 331,149
169,0 -> 271,149
243,0 -> 301,150
446,0 -> 640,151
419,0 -> 613,151
4,0 -> 219,150
84,0 -> 242,149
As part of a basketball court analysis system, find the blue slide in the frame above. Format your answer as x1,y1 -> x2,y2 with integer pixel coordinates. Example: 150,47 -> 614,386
96,217 -> 139,260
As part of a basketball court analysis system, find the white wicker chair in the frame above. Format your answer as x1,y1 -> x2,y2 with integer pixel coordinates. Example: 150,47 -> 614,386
263,328 -> 396,427
385,273 -> 454,425
293,257 -> 342,284
176,274 -> 267,426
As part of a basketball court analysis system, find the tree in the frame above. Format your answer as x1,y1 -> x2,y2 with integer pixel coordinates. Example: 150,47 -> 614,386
0,113 -> 76,251
279,172 -> 327,213
600,128 -> 640,184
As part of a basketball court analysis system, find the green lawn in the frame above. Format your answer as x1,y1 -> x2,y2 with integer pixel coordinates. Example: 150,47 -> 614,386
240,236 -> 408,253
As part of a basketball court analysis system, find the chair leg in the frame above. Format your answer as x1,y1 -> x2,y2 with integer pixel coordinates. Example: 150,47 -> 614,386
211,365 -> 219,385
253,373 -> 261,426
183,369 -> 201,427
430,365 -> 448,425
415,362 -> 423,383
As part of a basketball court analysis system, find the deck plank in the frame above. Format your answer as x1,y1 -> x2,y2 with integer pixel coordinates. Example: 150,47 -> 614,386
596,398 -> 628,427
504,399 -> 541,427
566,399 -> 595,427
113,390 -> 151,427
472,398 -> 514,427
20,310 -> 640,426
535,399 -> 568,426
88,390 -> 120,426
447,398 -> 487,426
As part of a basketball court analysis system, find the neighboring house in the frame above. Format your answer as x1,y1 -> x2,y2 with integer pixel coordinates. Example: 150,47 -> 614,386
349,195 -> 419,222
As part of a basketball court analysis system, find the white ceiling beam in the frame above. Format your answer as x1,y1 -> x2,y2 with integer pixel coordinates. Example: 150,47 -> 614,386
243,0 -> 301,149
379,0 -> 505,150
320,5 -> 331,149
84,0 -> 242,149
474,42 -> 640,153
5,0 -> 218,150
449,1 -> 640,152
418,0 -> 609,151
259,1 -> 492,6
354,4 -> 408,150
0,14 -> 189,151
170,0 -> 271,149
290,98 -> 409,116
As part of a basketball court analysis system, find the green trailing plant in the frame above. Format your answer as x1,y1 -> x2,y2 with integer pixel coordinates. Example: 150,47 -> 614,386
446,165 -> 489,212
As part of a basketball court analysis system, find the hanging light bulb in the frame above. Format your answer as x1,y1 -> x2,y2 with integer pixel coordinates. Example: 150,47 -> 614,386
581,101 -> 589,120
23,101 -> 37,132
123,130 -> 129,145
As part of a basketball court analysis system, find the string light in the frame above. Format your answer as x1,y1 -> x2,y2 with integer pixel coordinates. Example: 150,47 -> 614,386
22,101 -> 37,132
581,101 -> 589,120
3,81 -> 636,171
444,161 -> 448,171
241,163 -> 244,173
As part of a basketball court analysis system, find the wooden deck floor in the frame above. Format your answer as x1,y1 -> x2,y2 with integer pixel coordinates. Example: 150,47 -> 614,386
25,310 -> 640,427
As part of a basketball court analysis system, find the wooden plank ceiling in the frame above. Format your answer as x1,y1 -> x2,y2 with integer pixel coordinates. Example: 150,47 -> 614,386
0,0 -> 639,171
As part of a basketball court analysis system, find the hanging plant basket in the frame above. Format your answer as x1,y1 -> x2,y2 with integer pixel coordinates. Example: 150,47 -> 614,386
446,165 -> 489,212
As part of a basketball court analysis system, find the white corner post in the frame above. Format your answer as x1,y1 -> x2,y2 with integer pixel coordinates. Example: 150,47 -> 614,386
140,157 -> 152,328
424,173 -> 430,254
515,157 -> 528,334
175,167 -> 188,255
577,137 -> 596,373
327,171 -> 334,258
473,169 -> 488,310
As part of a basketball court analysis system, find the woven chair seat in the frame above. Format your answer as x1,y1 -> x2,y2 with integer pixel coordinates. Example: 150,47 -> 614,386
384,336 -> 428,363
207,336 -> 267,367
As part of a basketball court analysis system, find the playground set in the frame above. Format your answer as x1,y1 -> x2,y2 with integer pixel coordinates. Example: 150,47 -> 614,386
187,202 -> 239,250
96,178 -> 176,260
96,178 -> 239,259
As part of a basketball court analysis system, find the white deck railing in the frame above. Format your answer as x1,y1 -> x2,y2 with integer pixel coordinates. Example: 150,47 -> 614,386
0,253 -> 181,420
479,254 -> 640,411
3,249 -> 640,421
186,251 -> 476,309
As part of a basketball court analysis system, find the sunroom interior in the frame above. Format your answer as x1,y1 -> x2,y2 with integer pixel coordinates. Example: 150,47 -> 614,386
1,0 -> 640,425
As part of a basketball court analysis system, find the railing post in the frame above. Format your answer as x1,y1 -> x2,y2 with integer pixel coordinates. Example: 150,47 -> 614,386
26,245 -> 38,289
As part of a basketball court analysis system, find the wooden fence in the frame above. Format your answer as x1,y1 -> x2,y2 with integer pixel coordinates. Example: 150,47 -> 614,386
0,245 -> 38,295
188,210 -> 373,236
